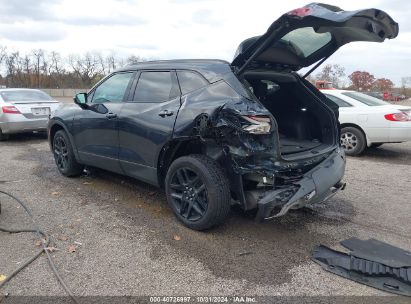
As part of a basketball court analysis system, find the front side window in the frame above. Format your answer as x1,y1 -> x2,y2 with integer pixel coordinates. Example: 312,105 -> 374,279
92,72 -> 134,103
133,71 -> 179,103
325,94 -> 352,107
177,71 -> 208,95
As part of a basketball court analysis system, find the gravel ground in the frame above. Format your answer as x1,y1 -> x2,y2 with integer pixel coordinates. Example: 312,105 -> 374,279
0,132 -> 410,299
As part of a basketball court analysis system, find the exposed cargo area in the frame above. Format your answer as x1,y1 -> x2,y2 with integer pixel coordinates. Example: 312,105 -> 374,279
243,71 -> 336,158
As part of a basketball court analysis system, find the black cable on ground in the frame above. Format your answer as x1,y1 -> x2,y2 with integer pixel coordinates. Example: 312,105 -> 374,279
0,190 -> 79,304
0,228 -> 49,288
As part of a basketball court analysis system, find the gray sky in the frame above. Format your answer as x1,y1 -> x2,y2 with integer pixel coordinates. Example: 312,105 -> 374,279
0,0 -> 409,85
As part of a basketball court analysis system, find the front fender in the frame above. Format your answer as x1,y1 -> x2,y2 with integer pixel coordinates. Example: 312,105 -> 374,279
48,118 -> 80,162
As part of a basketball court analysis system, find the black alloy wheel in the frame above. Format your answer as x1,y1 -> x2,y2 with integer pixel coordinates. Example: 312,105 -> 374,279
53,134 -> 69,171
52,130 -> 84,177
165,155 -> 230,230
169,167 -> 208,222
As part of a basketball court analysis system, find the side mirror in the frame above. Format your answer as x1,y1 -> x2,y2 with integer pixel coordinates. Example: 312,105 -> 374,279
74,93 -> 88,108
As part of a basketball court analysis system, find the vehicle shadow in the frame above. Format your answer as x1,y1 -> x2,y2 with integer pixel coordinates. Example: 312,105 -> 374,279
0,132 -> 48,144
359,144 -> 411,165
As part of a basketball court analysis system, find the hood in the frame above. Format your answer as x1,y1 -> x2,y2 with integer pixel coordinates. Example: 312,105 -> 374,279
232,3 -> 399,73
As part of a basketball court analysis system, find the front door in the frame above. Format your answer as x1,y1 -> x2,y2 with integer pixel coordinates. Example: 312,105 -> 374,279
73,72 -> 135,173
118,70 -> 181,185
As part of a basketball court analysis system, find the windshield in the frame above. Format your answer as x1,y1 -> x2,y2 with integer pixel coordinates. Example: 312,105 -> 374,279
280,27 -> 332,57
0,90 -> 53,102
342,92 -> 390,106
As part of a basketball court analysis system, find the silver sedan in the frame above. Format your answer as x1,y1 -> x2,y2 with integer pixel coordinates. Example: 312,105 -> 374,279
0,89 -> 61,140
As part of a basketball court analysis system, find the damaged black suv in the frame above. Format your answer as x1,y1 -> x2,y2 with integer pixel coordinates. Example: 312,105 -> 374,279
48,3 -> 398,230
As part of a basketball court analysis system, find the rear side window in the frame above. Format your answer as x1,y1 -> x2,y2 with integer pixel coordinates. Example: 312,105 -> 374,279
342,91 -> 390,106
325,94 -> 352,108
177,71 -> 208,95
133,71 -> 180,103
92,72 -> 134,103
1,90 -> 52,102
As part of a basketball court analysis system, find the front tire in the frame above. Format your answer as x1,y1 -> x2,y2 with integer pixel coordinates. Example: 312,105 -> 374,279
165,155 -> 230,231
52,130 -> 84,177
340,127 -> 366,156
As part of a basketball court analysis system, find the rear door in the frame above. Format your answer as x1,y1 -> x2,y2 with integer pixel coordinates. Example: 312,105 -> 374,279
73,71 -> 135,173
118,70 -> 181,185
232,3 -> 398,73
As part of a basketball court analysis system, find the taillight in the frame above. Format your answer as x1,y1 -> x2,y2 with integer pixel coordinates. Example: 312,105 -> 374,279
384,112 -> 411,122
242,115 -> 271,134
287,7 -> 311,17
2,106 -> 21,114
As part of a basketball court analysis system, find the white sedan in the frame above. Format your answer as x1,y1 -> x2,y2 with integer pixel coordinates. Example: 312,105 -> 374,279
0,89 -> 61,140
322,90 -> 411,156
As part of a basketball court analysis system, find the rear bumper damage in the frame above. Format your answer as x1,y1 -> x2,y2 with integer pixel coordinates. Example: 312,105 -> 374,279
253,148 -> 346,221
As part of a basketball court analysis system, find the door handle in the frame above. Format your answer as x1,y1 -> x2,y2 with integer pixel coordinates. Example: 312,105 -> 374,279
106,113 -> 117,119
158,110 -> 174,117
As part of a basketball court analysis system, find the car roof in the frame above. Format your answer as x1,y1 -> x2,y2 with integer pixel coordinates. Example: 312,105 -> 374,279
116,59 -> 232,82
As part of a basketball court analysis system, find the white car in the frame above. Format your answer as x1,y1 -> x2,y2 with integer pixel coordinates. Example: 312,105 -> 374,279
323,90 -> 411,155
0,89 -> 61,140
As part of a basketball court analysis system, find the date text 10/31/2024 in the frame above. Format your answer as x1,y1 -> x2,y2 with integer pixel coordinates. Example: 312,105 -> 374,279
149,296 -> 257,303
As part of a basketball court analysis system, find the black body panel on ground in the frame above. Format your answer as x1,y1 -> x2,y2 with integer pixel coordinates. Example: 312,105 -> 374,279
313,238 -> 411,296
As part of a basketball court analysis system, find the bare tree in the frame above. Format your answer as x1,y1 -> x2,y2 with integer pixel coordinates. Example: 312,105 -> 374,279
32,49 -> 45,88
69,52 -> 104,88
106,52 -> 117,73
96,52 -> 107,75
315,64 -> 345,88
400,76 -> 411,95
0,45 -> 151,89
126,55 -> 148,65
20,54 -> 32,87
401,77 -> 411,88
4,52 -> 19,87
0,46 -> 6,65
48,51 -> 65,88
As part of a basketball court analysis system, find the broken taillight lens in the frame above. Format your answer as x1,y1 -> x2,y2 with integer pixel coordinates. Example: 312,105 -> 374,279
2,106 -> 21,114
384,112 -> 411,122
242,115 -> 272,134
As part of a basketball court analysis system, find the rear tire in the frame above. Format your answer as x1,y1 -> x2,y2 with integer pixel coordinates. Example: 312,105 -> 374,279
52,130 -> 84,177
165,154 -> 230,231
340,127 -> 366,156
0,129 -> 9,141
